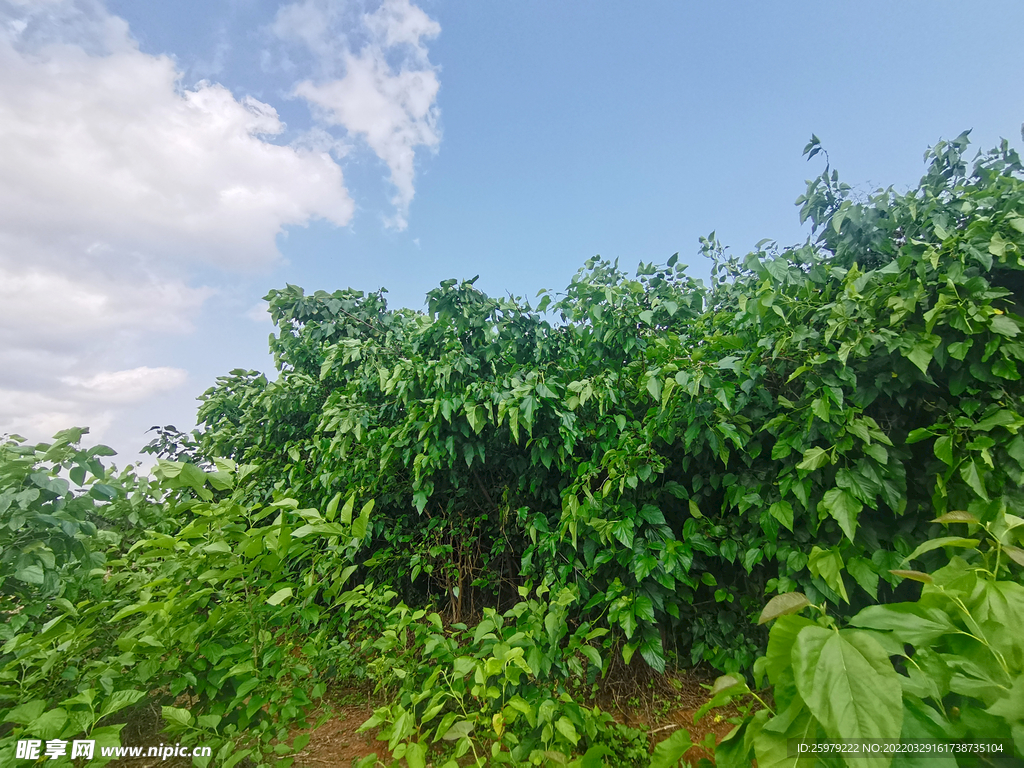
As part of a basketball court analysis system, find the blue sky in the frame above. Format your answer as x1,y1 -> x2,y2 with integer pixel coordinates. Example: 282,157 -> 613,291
1,0 -> 1022,464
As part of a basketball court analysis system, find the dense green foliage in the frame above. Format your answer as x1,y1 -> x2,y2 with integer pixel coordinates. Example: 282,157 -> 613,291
3,132 -> 1024,767
0,436 -> 353,764
0,436 -> 653,766
189,132 -> 1024,674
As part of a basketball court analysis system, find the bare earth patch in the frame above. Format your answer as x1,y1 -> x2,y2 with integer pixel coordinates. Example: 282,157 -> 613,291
291,704 -> 390,767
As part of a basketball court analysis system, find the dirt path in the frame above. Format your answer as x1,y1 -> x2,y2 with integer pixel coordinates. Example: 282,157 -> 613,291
290,672 -> 747,767
291,704 -> 390,766
110,670 -> 747,767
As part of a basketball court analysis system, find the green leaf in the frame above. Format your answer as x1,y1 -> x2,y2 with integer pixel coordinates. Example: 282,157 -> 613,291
889,570 -> 934,583
580,645 -> 602,672
465,404 -> 485,434
405,741 -> 426,768
850,604 -> 956,646
786,365 -> 811,383
619,608 -> 637,639
764,614 -> 815,686
902,536 -> 978,563
579,745 -> 613,768
5,700 -> 46,725
1003,544 -> 1024,567
634,594 -> 656,623
352,499 -> 374,540
198,714 -> 223,730
906,343 -> 933,375
796,447 -> 831,471
768,500 -> 794,532
959,460 -> 989,500
990,314 -> 1020,337
222,748 -> 253,768
99,689 -> 146,719
758,592 -> 810,624
441,720 -> 475,741
555,716 -> 579,745
906,428 -> 934,444
640,630 -> 666,673
28,708 -> 68,740
646,376 -> 662,402
974,409 -> 1022,432
947,339 -> 972,360
180,462 -> 208,490
808,546 -> 849,603
792,627 -> 903,747
846,557 -> 879,599
811,398 -> 829,422
931,510 -> 978,524
162,706 -> 193,727
693,674 -> 751,723
14,564 -> 45,584
985,673 -> 1024,723
325,492 -> 342,520
648,728 -> 694,768
266,587 -> 293,606
823,487 -> 862,541
933,435 -> 953,466
340,495 -> 355,526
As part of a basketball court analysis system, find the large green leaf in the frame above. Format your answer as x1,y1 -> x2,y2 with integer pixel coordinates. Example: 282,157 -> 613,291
752,707 -> 818,768
849,603 -> 956,646
27,708 -> 68,740
765,614 -> 816,686
960,460 -> 989,500
893,696 -> 957,768
4,699 -> 46,725
846,557 -> 879,599
792,627 -> 903,758
441,719 -> 475,741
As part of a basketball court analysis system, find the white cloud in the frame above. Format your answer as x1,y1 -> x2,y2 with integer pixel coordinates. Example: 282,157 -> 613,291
0,365 -> 186,446
276,0 -> 441,230
61,366 -> 188,403
0,12 -> 354,269
0,388 -> 115,442
245,301 -> 272,323
0,238 -> 212,348
0,0 -> 355,450
0,0 -> 442,457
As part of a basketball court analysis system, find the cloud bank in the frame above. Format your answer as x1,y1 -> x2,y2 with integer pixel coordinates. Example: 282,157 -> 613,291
0,3 -> 354,270
0,0 -> 442,452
